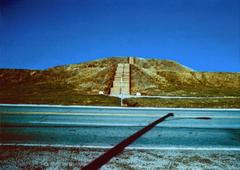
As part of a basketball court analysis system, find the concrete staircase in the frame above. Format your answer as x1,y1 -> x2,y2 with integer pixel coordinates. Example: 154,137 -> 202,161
110,63 -> 130,96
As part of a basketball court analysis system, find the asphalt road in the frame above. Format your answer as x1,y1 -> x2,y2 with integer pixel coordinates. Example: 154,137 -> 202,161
1,104 -> 240,150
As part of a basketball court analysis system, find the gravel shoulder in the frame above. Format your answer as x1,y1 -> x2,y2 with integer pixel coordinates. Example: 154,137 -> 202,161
1,146 -> 240,170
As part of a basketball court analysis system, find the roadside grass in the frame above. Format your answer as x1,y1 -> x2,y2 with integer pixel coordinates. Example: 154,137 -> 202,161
1,88 -> 240,108
139,86 -> 240,97
123,97 -> 240,108
0,91 -> 120,106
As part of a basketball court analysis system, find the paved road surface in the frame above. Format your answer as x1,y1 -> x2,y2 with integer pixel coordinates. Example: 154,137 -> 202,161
1,104 -> 240,150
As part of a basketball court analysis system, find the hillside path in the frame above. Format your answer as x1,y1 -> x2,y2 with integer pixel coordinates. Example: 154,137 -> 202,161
110,57 -> 134,96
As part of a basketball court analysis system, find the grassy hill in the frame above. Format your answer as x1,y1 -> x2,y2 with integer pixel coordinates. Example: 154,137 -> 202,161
131,58 -> 240,97
0,57 -> 239,107
0,57 -> 125,106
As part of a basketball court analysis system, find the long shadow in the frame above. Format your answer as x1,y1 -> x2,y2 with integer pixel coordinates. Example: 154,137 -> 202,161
82,113 -> 174,170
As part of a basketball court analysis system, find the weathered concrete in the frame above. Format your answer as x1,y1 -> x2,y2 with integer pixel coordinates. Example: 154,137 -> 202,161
129,57 -> 134,64
110,63 -> 130,96
110,57 -> 134,96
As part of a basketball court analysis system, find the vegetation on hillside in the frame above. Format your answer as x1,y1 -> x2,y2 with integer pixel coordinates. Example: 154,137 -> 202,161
0,57 -> 124,105
0,57 -> 239,107
131,58 -> 240,97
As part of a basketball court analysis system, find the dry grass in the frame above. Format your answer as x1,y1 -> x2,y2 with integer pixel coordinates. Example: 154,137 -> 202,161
124,97 -> 240,108
131,58 -> 240,97
0,57 -> 239,107
0,57 -> 126,106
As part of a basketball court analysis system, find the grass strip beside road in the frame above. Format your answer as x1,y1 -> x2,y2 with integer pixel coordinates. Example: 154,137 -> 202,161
123,97 -> 240,108
1,93 -> 240,108
0,94 -> 120,106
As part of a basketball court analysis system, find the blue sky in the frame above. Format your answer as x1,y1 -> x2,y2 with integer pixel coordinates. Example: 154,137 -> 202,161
0,0 -> 239,72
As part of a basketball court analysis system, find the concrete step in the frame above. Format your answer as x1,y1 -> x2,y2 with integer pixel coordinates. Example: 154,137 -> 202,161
110,63 -> 131,96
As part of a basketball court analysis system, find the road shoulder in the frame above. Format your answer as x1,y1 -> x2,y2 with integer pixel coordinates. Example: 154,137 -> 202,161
1,146 -> 239,169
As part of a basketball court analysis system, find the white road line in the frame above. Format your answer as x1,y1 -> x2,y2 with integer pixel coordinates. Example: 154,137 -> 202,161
1,103 -> 240,111
4,122 -> 240,129
1,143 -> 240,151
1,111 -> 240,119
28,122 -> 149,126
